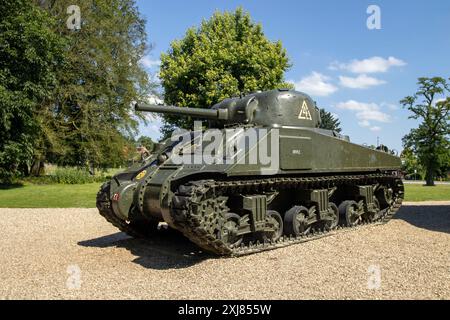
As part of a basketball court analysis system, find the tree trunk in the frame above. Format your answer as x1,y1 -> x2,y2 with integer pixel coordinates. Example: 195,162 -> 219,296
88,161 -> 95,176
19,162 -> 30,176
30,158 -> 45,176
425,167 -> 435,186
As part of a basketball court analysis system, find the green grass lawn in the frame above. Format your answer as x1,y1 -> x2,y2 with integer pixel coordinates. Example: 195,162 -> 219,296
403,184 -> 450,202
0,183 -> 102,208
0,182 -> 448,208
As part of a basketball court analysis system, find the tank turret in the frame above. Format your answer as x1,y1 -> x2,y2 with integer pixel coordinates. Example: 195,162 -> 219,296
136,89 -> 321,128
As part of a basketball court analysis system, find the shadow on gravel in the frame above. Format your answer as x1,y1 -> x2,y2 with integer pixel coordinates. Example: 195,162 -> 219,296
393,205 -> 450,234
78,230 -> 213,269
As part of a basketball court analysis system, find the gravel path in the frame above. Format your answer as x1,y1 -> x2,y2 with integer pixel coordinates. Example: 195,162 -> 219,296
0,201 -> 449,300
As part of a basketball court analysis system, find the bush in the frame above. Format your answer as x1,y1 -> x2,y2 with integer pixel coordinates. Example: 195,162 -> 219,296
19,176 -> 56,185
8,166 -> 118,185
50,167 -> 104,184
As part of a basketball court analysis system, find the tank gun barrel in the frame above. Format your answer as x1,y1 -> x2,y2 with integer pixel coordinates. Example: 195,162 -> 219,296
135,103 -> 229,120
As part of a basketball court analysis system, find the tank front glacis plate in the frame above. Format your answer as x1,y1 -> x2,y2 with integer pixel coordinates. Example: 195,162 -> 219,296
107,157 -> 158,221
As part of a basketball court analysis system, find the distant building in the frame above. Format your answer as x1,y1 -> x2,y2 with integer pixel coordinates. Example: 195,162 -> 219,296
136,146 -> 151,159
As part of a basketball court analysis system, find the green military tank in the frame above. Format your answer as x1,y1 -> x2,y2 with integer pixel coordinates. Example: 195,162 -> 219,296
96,89 -> 404,256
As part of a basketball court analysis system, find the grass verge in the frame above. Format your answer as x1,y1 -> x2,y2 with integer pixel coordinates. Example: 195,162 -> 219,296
403,184 -> 450,202
0,183 -> 102,208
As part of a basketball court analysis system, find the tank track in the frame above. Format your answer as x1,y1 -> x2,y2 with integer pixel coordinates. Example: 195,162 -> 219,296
170,174 -> 404,256
96,182 -> 152,238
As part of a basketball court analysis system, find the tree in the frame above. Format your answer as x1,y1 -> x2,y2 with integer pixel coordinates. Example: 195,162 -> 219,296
0,1 -> 65,182
137,136 -> 154,152
37,0 -> 152,170
159,7 -> 292,135
400,147 -> 424,180
318,108 -> 342,132
401,77 -> 450,186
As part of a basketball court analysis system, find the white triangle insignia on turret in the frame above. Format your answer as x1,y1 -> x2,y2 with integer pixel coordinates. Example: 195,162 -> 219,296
298,101 -> 312,120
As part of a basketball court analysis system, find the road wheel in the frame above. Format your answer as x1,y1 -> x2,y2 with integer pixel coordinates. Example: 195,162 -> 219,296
339,200 -> 362,227
283,206 -> 311,236
323,202 -> 339,230
257,210 -> 283,242
217,213 -> 243,248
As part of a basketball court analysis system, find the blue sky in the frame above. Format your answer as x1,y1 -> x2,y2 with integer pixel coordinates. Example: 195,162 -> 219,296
136,0 -> 450,152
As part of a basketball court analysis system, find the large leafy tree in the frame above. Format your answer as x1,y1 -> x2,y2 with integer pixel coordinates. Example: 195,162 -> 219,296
38,0 -> 151,170
137,136 -> 154,151
0,1 -> 65,182
401,77 -> 450,186
400,147 -> 424,180
318,108 -> 342,133
159,7 -> 292,134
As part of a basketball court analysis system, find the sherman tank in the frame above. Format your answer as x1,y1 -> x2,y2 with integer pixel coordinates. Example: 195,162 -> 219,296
96,89 -> 404,256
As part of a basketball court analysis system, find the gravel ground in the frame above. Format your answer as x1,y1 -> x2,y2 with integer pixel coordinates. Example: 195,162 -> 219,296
0,201 -> 449,300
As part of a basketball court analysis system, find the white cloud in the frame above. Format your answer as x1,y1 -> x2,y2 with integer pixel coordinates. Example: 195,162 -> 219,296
146,94 -> 164,105
336,100 -> 391,124
434,97 -> 447,104
370,126 -> 381,132
339,74 -> 386,89
358,109 -> 391,122
134,94 -> 165,121
358,120 -> 371,127
330,56 -> 406,74
140,56 -> 161,69
149,121 -> 162,133
289,72 -> 338,97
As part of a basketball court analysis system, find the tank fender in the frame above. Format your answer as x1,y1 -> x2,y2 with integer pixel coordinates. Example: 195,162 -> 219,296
111,181 -> 137,220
